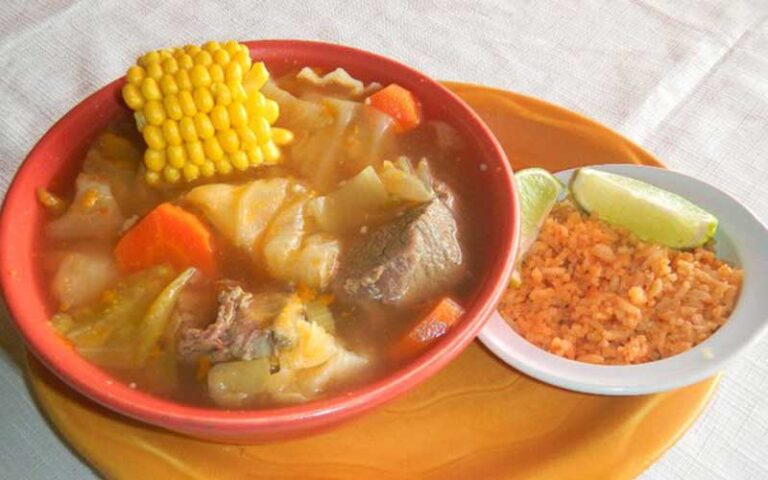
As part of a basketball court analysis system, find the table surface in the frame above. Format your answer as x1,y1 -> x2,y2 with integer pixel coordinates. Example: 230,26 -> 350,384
1,1 -> 766,479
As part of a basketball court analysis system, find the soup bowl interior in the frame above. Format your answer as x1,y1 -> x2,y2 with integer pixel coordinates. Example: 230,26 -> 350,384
0,40 -> 518,442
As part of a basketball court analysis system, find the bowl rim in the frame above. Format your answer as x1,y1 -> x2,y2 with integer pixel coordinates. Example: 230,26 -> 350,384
0,39 -> 519,436
479,163 -> 768,395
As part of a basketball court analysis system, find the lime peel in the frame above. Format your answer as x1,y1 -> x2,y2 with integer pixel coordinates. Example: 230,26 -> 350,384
569,168 -> 718,249
513,168 -> 565,278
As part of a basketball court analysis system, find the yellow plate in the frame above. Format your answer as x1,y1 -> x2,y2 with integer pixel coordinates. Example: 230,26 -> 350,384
27,83 -> 716,480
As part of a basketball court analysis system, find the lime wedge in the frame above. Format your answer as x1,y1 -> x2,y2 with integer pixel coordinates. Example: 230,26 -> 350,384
569,168 -> 718,248
513,168 -> 565,284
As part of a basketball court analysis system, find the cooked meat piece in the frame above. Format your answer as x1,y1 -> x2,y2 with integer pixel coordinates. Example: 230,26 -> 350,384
336,198 -> 463,305
178,285 -> 286,363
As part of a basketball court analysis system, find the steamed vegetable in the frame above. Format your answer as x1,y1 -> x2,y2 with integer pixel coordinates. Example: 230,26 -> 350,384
134,267 -> 197,366
296,67 -> 365,96
265,80 -> 395,191
52,265 -> 176,365
185,178 -> 289,250
114,203 -> 218,277
367,84 -> 422,132
82,132 -> 161,216
308,166 -> 389,233
390,297 -> 464,361
52,251 -> 118,310
263,197 -> 341,289
208,358 -> 271,407
379,158 -> 434,203
46,174 -> 124,240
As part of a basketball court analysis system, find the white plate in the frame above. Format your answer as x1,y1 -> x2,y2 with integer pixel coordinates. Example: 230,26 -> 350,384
478,164 -> 768,395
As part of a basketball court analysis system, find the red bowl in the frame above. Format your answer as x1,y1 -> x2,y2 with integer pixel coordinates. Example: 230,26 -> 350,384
0,40 -> 519,442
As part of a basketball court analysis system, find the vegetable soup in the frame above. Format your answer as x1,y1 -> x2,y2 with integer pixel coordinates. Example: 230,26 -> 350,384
39,41 -> 483,408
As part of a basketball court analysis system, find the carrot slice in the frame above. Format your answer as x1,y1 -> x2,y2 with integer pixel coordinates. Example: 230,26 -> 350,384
115,203 -> 217,277
367,84 -> 422,132
390,297 -> 465,361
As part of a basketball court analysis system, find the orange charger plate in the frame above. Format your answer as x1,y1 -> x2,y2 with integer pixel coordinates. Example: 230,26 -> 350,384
26,82 -> 717,480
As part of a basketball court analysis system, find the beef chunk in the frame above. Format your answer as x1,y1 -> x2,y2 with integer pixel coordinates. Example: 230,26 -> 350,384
336,198 -> 463,305
178,285 -> 286,363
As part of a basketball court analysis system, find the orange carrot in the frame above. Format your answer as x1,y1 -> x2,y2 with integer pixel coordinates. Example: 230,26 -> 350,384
390,297 -> 465,361
367,84 -> 422,132
115,203 -> 218,277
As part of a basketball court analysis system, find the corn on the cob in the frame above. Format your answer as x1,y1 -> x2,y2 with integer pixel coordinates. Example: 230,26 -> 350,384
121,41 -> 292,185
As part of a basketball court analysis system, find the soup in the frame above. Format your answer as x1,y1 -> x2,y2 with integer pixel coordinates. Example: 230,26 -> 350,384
39,41 -> 480,408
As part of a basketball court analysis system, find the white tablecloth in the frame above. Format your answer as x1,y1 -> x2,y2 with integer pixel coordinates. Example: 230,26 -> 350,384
1,1 -> 766,478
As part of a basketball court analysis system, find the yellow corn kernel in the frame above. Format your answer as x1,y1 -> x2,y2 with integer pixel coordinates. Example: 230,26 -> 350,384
160,74 -> 179,96
200,161 -> 216,177
162,57 -> 179,74
244,91 -> 266,116
272,128 -> 294,145
194,50 -> 213,66
145,171 -> 161,185
213,49 -> 230,66
193,87 -> 214,113
159,48 -> 173,59
179,117 -> 198,142
212,83 -> 232,105
190,65 -> 212,88
225,62 -> 243,83
144,149 -> 165,172
143,125 -> 165,150
203,41 -> 221,53
162,119 -> 182,146
163,165 -> 181,183
178,53 -> 194,70
210,105 -> 230,130
228,102 -> 248,127
209,64 -> 225,83
261,140 -> 280,164
251,116 -> 271,144
174,69 -> 193,91
215,161 -> 233,175
237,125 -> 258,148
140,77 -> 161,100
228,81 -> 247,102
143,100 -> 166,126
166,145 -> 186,168
185,45 -> 201,56
186,141 -> 205,165
134,111 -> 147,131
139,50 -> 160,67
163,94 -> 183,120
122,84 -> 144,110
203,136 -> 225,162
146,62 -> 163,80
218,129 -> 239,153
194,113 -> 215,139
247,147 -> 264,166
233,50 -> 251,71
182,163 -> 201,181
245,62 -> 269,92
127,65 -> 146,85
224,40 -> 240,55
263,99 -> 279,125
178,90 -> 197,116
230,150 -> 249,171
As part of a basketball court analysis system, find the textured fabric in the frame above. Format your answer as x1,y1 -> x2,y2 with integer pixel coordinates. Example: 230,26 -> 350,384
0,1 -> 766,478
